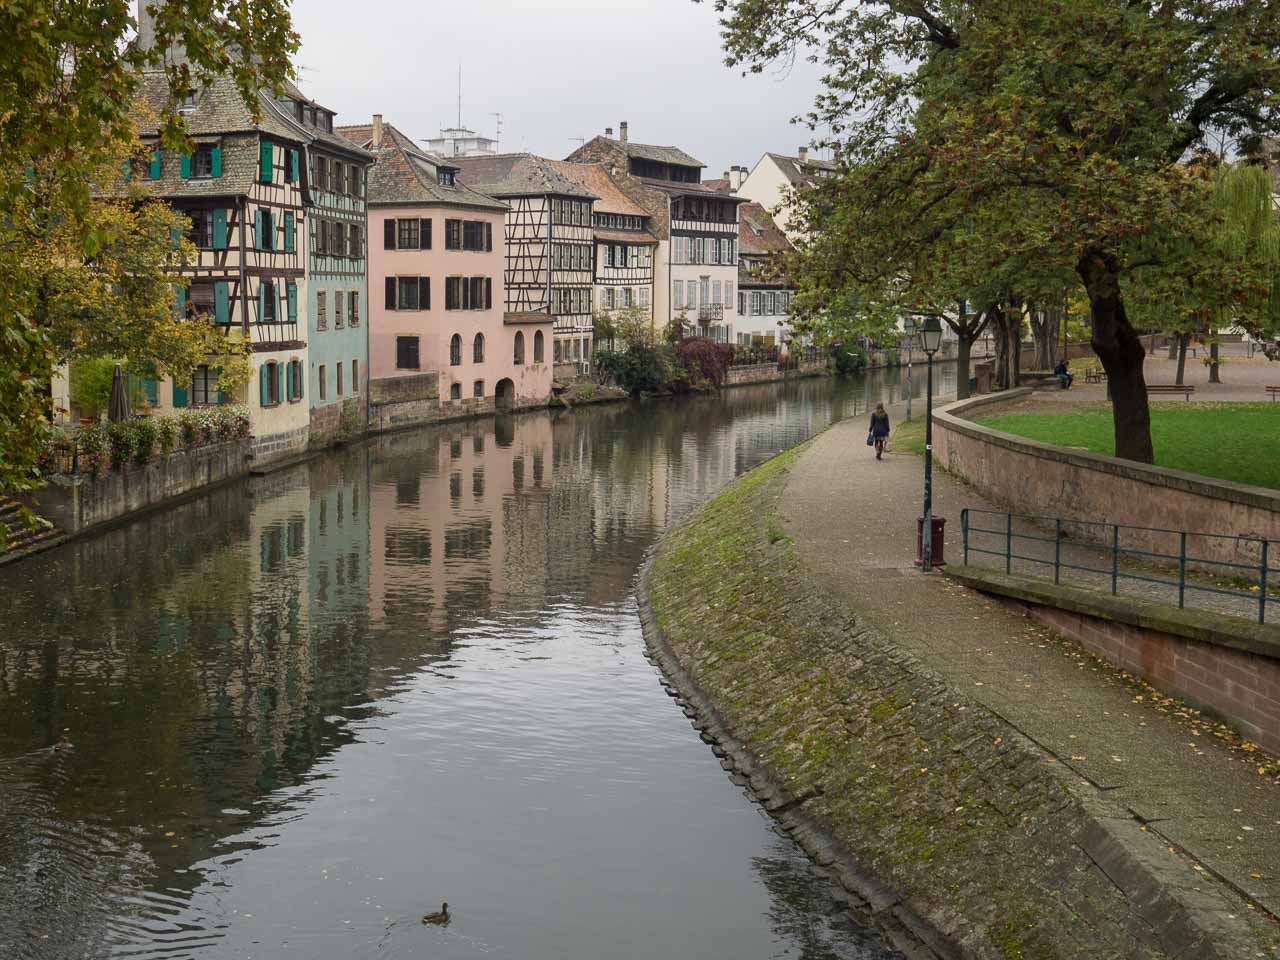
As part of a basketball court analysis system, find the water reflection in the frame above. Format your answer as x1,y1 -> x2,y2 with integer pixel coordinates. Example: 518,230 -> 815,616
0,372 -> 939,959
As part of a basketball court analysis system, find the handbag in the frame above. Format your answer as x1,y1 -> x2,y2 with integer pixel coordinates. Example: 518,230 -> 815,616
866,432 -> 875,446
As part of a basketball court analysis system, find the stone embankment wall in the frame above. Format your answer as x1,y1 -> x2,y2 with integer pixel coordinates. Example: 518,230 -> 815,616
642,448 -> 1258,959
29,438 -> 253,535
724,357 -> 830,387
935,390 -> 1280,567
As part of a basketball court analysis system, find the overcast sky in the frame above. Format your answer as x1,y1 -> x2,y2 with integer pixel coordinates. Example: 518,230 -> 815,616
289,0 -> 828,176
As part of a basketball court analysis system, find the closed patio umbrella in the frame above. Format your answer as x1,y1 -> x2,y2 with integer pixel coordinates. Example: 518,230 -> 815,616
108,364 -> 131,423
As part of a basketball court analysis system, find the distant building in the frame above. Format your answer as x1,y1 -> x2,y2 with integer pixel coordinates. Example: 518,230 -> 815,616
567,123 -> 746,342
453,154 -> 597,374
546,161 -> 658,326
424,126 -> 499,159
338,118 -> 552,425
736,148 -> 836,240
735,202 -> 795,346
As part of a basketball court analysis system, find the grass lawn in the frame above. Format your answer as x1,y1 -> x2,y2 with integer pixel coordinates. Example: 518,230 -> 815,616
977,403 -> 1280,490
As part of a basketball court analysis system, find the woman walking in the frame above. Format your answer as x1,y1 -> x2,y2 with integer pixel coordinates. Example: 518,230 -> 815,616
869,402 -> 890,460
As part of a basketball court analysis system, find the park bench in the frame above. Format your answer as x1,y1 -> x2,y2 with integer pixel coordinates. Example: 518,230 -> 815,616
1147,384 -> 1195,401
1266,385 -> 1280,401
1084,367 -> 1107,384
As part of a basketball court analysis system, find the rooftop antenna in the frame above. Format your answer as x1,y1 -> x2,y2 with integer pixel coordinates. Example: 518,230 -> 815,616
457,64 -> 462,129
490,112 -> 503,151
569,137 -> 585,147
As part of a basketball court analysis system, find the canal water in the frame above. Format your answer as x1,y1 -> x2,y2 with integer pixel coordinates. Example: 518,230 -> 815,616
0,365 -> 952,960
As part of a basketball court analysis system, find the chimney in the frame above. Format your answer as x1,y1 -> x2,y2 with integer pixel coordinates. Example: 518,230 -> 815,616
731,165 -> 747,191
372,114 -> 383,149
620,121 -> 629,142
136,0 -> 157,52
722,169 -> 730,185
798,146 -> 809,164
605,126 -> 614,138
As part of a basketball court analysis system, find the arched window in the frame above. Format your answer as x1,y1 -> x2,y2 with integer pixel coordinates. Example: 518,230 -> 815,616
473,332 -> 485,363
514,331 -> 525,364
450,334 -> 462,366
534,329 -> 544,363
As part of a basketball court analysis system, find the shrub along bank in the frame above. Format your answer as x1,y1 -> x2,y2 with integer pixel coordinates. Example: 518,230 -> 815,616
641,446 -> 1271,959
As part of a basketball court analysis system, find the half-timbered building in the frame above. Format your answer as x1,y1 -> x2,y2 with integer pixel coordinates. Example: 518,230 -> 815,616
734,202 -> 796,345
546,161 -> 657,325
131,68 -> 312,462
277,82 -> 374,447
453,154 -> 597,374
566,124 -> 747,342
338,117 -> 552,426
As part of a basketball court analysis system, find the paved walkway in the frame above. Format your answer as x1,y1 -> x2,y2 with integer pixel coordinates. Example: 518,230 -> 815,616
780,399 -> 1280,939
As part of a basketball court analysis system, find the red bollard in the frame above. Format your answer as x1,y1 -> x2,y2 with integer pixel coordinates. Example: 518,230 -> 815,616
915,516 -> 947,567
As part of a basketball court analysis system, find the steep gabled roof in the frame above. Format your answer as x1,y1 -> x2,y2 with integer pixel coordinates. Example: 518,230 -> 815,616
544,161 -> 648,217
337,121 -> 506,210
452,153 -> 597,199
764,151 -> 837,187
738,202 -> 793,257
132,70 -> 305,142
614,139 -> 704,169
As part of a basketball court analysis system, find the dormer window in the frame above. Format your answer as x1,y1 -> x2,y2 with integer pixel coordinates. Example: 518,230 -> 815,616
438,169 -> 455,186
178,92 -> 196,113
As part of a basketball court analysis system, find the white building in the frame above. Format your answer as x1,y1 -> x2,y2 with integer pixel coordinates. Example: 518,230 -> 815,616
736,148 -> 835,240
424,126 -> 498,159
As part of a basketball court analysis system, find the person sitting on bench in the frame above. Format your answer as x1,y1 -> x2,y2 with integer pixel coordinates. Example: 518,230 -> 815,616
1054,358 -> 1073,389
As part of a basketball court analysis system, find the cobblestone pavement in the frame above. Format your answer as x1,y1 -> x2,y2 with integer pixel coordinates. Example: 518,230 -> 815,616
782,401 -> 1280,934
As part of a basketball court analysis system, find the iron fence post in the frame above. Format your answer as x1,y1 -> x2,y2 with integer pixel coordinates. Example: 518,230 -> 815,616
1111,525 -> 1120,595
1178,532 -> 1187,609
1261,540 -> 1270,625
1054,518 -> 1062,585
1006,513 -> 1013,575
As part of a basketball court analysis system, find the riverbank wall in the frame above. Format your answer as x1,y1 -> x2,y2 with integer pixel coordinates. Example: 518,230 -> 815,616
640,445 -> 1267,959
724,357 -> 832,387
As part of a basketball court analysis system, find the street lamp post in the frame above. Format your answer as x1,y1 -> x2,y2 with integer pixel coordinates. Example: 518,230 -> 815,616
902,316 -> 917,422
917,315 -> 944,571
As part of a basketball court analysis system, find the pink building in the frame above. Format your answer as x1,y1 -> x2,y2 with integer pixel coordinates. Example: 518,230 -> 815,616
338,117 -> 552,428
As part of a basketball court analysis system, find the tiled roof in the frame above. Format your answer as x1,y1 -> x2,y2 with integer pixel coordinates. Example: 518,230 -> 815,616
132,70 -> 304,142
338,121 -> 507,210
453,153 -> 597,199
738,202 -> 793,257
765,151 -> 837,187
636,177 -> 748,200
594,228 -> 657,244
544,161 -> 647,216
702,177 -> 731,193
614,139 -> 704,169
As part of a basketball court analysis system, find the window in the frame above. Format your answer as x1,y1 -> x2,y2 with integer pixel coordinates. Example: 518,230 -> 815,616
317,291 -> 328,330
263,361 -> 280,405
573,339 -> 581,360
397,277 -> 420,310
639,287 -> 650,309
192,144 -> 217,178
337,361 -> 344,396
604,288 -> 614,309
258,209 -> 274,251
673,280 -> 684,309
261,280 -> 276,322
334,290 -> 344,328
445,219 -> 462,250
396,336 -> 420,370
349,225 -> 362,258
554,340 -> 562,363
514,331 -> 525,364
474,380 -> 485,399
623,287 -> 633,308
726,281 -> 734,308
186,209 -> 214,248
739,291 -> 746,315
438,168 -> 455,186
348,291 -> 359,327
533,330 -> 544,363
319,364 -> 327,400
450,334 -> 462,366
397,219 -> 420,250
347,164 -> 359,197
446,219 -> 491,251
386,277 -> 429,311
192,365 -> 220,405
473,332 -> 485,363
334,222 -> 347,258
333,161 -> 345,195
450,382 -> 462,401
352,359 -> 359,393
712,280 -> 722,305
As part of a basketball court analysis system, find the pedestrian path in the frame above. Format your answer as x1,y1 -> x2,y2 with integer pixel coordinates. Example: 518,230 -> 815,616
781,398 -> 1280,932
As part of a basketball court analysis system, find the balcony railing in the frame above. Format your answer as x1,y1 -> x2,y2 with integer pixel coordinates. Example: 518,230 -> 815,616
698,304 -> 724,322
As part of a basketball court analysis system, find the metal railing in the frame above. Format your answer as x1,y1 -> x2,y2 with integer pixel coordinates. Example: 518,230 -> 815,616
960,508 -> 1278,624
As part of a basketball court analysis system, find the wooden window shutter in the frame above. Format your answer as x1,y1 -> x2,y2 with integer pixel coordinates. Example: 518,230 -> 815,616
210,146 -> 222,178
180,154 -> 192,179
419,277 -> 429,311
420,219 -> 431,250
258,283 -> 266,324
295,360 -> 304,400
287,282 -> 298,324
288,149 -> 299,183
214,282 -> 230,324
286,360 -> 295,401
212,208 -> 227,250
259,141 -> 273,183
259,365 -> 269,407
485,278 -> 492,310
173,379 -> 189,408
284,212 -> 295,252
485,222 -> 492,251
254,210 -> 263,250
384,219 -> 396,250
143,379 -> 158,405
276,363 -> 284,405
149,150 -> 161,179
385,276 -> 396,310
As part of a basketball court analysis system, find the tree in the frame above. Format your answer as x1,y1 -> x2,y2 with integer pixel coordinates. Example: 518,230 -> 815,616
709,0 -> 1280,463
0,0 -> 297,501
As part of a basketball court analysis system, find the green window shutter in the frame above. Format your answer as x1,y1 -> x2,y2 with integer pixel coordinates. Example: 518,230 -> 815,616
210,146 -> 222,178
180,154 -> 192,179
259,141 -> 273,183
276,363 -> 284,405
287,282 -> 297,324
296,361 -> 303,400
214,281 -> 230,324
259,365 -> 269,407
149,150 -> 161,179
173,284 -> 186,320
258,283 -> 266,324
254,210 -> 263,250
170,226 -> 182,249
144,379 -> 158,404
173,380 -> 189,408
284,212 -> 295,252
288,149 -> 299,183
286,360 -> 295,400
212,208 -> 227,250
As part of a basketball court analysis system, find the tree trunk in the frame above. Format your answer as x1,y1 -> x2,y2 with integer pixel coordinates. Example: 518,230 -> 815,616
992,310 -> 1012,390
1209,339 -> 1221,383
955,334 -> 972,400
1175,333 -> 1188,386
1077,251 -> 1153,463
1167,337 -> 1179,360
1030,308 -> 1060,370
